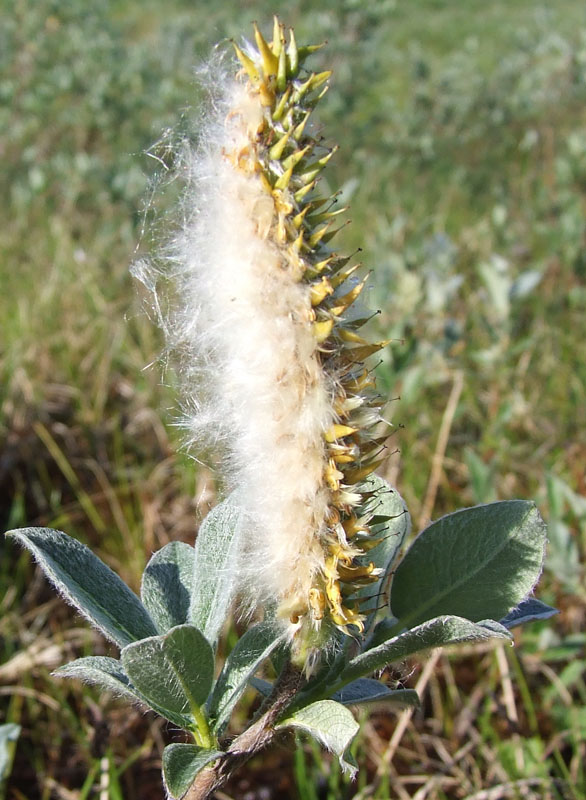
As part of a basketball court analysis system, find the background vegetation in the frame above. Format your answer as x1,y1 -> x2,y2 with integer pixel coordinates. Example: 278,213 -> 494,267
1,0 -> 585,797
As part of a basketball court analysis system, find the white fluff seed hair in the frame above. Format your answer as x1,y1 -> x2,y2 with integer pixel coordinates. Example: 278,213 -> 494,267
135,24 -> 388,648
138,73 -> 334,617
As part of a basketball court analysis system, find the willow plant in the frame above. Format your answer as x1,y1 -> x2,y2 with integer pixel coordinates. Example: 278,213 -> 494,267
7,20 -> 555,800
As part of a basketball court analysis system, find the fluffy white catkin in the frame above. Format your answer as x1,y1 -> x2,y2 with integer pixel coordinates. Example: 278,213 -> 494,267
137,22 -> 389,660
180,78 -> 334,608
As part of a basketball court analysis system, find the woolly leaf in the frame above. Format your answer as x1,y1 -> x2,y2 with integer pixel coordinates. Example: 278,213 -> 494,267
55,657 -> 144,704
332,678 -> 419,708
355,477 -> 410,624
6,528 -> 157,648
162,744 -> 224,799
57,656 -> 195,725
342,615 -> 511,683
500,597 -> 558,629
189,494 -> 245,647
208,621 -> 286,733
121,624 -> 214,729
141,542 -> 195,633
277,700 -> 359,776
390,501 -> 547,630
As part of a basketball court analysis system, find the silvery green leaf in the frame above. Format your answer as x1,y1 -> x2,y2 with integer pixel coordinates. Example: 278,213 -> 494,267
122,624 -> 214,729
162,625 -> 215,706
162,744 -> 224,799
208,621 -> 286,734
500,598 -> 558,629
390,501 -> 547,630
57,655 -> 193,725
189,493 -> 245,647
342,615 -> 511,684
141,542 -> 195,633
332,678 -> 419,708
0,723 -> 21,784
7,528 -> 157,648
277,700 -> 359,776
355,476 -> 410,626
55,656 -> 144,703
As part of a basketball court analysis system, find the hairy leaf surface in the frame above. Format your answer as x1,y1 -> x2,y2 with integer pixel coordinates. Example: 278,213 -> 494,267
391,501 -> 547,629
162,744 -> 224,799
342,615 -> 511,683
208,622 -> 285,733
189,494 -> 245,647
332,678 -> 419,708
141,542 -> 195,633
7,528 -> 157,648
500,597 -> 558,629
121,624 -> 214,729
55,656 -> 143,703
278,700 -> 359,776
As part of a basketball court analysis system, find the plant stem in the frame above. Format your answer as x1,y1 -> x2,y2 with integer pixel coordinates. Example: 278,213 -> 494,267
190,703 -> 214,750
184,662 -> 305,800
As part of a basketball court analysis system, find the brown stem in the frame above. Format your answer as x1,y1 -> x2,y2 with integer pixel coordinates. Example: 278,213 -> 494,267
184,663 -> 305,800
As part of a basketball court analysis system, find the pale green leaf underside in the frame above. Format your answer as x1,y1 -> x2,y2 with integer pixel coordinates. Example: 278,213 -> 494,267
55,656 -> 143,703
500,597 -> 558,629
7,528 -> 157,648
162,744 -> 224,799
189,493 -> 245,647
391,501 -> 547,629
121,624 -> 214,729
208,621 -> 285,734
332,678 -> 419,708
342,615 -> 511,683
141,542 -> 195,634
278,700 -> 359,776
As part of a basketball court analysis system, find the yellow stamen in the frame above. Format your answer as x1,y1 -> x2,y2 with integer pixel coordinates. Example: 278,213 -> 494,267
324,424 -> 357,443
308,588 -> 326,621
325,460 -> 345,491
310,277 -> 334,305
312,319 -> 334,343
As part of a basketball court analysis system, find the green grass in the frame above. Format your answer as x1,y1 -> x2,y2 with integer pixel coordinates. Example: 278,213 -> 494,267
1,1 -> 585,798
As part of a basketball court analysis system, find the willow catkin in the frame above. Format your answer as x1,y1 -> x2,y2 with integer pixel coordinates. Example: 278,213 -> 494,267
138,20 -> 390,665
